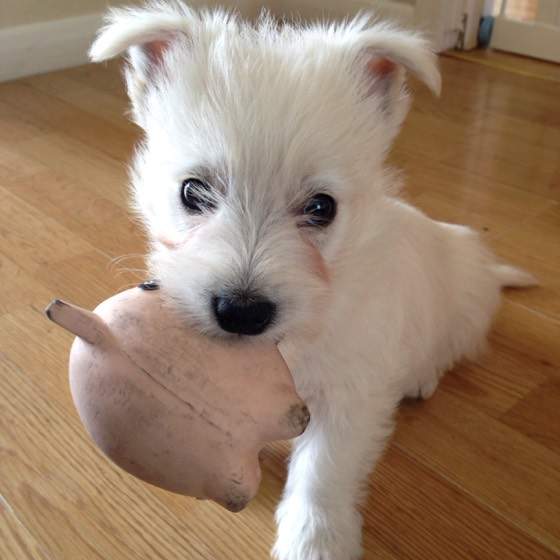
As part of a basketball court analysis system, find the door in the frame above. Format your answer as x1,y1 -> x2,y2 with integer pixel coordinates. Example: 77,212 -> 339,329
491,0 -> 560,62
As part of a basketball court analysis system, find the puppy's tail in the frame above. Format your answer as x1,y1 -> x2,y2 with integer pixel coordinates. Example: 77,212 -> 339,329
493,264 -> 538,289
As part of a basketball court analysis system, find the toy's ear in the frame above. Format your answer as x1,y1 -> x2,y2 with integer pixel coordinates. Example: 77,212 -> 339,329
45,300 -> 110,346
89,5 -> 194,123
355,24 -> 441,110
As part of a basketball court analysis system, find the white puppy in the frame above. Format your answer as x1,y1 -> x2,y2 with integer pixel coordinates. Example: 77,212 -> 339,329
90,2 -> 535,558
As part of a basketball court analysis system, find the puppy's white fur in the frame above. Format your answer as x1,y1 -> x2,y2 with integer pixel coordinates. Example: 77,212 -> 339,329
91,3 -> 536,558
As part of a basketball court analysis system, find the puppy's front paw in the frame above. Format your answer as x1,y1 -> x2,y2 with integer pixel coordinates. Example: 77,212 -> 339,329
402,370 -> 443,401
272,498 -> 363,560
404,376 -> 439,400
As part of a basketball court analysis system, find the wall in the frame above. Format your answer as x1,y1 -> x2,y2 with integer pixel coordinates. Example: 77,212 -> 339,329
257,0 -> 416,21
0,0 -> 262,81
0,0 -> 260,30
0,0 -> 128,30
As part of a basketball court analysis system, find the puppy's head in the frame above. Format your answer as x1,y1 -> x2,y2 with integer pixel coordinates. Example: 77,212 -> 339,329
91,2 -> 440,340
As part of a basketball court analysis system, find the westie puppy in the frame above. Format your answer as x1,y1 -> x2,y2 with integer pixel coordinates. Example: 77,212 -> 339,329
90,2 -> 535,558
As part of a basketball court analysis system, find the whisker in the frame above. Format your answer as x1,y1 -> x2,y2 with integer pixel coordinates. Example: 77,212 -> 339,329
108,253 -> 145,264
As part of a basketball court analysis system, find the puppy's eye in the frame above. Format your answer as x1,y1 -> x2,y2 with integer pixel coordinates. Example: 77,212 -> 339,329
301,193 -> 337,227
180,178 -> 216,213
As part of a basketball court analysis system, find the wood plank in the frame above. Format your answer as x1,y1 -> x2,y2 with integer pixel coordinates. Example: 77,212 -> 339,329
23,72 -> 136,132
0,143 -> 49,182
0,82 -> 136,162
0,255 -> 53,317
445,49 -> 560,83
364,445 -> 558,559
436,57 -> 560,127
489,204 -> 560,320
394,391 -> 560,551
0,100 -> 46,144
441,133 -> 560,200
436,336 -> 549,419
0,186 -> 91,274
40,251 -> 146,310
0,497 -> 49,560
13,133 -> 130,208
491,299 -> 560,370
3,170 -> 145,258
63,61 -> 128,98
501,378 -> 560,455
395,156 -> 554,235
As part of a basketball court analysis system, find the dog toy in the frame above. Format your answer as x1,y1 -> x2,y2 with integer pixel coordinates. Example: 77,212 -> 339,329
45,282 -> 309,512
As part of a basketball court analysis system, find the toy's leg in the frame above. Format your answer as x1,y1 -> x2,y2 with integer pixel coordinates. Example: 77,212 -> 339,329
272,389 -> 397,560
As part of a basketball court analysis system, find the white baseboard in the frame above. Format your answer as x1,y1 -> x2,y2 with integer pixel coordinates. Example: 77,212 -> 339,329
0,13 -> 103,83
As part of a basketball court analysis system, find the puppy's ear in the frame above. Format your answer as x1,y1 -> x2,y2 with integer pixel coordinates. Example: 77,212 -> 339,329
355,24 -> 441,109
89,4 -> 194,123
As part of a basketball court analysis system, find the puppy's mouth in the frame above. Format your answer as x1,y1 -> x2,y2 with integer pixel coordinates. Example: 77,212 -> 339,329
203,321 -> 286,345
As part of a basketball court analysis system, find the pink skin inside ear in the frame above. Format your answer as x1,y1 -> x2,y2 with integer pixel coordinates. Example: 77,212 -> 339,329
146,39 -> 171,65
367,57 -> 397,79
364,57 -> 398,100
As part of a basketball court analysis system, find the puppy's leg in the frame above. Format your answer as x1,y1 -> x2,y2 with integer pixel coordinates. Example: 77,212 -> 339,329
273,388 -> 397,560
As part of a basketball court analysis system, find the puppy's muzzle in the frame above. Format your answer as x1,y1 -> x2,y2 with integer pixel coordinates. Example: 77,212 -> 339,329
212,293 -> 276,336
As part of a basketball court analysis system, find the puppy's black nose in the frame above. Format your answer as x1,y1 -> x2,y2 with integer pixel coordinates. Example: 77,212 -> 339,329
212,294 -> 276,335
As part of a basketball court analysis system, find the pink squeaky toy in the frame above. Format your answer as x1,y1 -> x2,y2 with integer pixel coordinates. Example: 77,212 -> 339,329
45,282 -> 310,512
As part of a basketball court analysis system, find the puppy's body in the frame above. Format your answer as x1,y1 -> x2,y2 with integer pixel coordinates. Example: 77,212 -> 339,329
275,197 -> 532,559
90,3 -> 535,558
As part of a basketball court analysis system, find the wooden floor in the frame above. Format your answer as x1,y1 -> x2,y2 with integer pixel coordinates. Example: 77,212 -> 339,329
1,51 -> 559,560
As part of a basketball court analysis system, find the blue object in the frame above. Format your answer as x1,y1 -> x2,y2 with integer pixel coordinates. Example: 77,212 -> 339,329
478,16 -> 494,47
